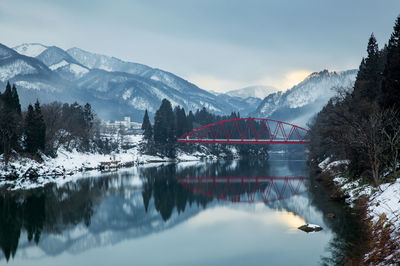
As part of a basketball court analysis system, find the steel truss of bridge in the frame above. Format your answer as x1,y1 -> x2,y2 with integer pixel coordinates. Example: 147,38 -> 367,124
177,118 -> 310,144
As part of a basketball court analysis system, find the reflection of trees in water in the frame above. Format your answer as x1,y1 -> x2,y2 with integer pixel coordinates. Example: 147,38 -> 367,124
0,193 -> 45,261
163,159 -> 272,179
307,173 -> 366,265
141,164 -> 211,221
0,164 -> 220,261
0,174 -> 120,261
0,159 -> 302,262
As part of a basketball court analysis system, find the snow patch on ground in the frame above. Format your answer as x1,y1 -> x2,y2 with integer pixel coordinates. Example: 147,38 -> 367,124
69,63 -> 89,77
318,158 -> 350,172
369,179 -> 400,230
320,159 -> 400,248
122,89 -> 132,100
0,59 -> 37,81
15,81 -> 57,92
130,96 -> 153,111
333,177 -> 373,207
49,60 -> 68,70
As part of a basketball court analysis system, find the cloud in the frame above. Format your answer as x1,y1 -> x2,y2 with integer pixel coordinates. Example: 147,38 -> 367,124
187,74 -> 251,93
273,70 -> 312,90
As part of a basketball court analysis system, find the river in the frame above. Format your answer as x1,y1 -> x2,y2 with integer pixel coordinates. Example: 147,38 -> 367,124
0,154 -> 360,265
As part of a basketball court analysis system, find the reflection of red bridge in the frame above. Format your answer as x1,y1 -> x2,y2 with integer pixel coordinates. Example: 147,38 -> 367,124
178,177 -> 308,203
177,118 -> 310,144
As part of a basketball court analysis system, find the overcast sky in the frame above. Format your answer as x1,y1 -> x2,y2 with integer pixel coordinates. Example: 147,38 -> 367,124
1,0 -> 399,92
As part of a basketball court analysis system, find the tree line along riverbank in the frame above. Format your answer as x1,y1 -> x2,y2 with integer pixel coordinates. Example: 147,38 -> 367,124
308,15 -> 400,265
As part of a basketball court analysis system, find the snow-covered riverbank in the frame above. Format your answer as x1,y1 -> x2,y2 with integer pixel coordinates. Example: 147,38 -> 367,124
0,135 -> 218,191
318,158 -> 400,263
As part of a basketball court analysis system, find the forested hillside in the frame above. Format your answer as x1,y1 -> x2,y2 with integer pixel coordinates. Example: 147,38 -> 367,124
309,17 -> 400,186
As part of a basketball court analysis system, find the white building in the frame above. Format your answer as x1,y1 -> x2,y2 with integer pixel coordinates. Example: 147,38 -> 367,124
102,117 -> 141,130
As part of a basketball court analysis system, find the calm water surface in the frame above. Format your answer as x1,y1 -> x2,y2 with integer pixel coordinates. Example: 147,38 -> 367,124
0,154 -> 357,265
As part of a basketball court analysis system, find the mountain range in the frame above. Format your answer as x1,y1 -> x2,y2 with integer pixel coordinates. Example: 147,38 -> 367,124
250,69 -> 357,127
2,42 -> 357,126
2,43 -> 259,121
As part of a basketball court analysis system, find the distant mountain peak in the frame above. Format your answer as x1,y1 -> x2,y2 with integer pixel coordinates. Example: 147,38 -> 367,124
66,47 -> 150,74
251,69 -> 358,127
36,46 -> 80,66
225,85 -> 277,99
13,43 -> 48,57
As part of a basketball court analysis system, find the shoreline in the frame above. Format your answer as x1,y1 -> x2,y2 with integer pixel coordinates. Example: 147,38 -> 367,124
314,159 -> 400,263
0,146 -> 216,191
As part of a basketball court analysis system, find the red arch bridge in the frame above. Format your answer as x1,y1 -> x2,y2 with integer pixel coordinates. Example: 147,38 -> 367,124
177,118 -> 310,144
178,177 -> 308,203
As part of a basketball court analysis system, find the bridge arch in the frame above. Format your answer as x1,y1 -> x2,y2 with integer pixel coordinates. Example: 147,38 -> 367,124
177,118 -> 309,144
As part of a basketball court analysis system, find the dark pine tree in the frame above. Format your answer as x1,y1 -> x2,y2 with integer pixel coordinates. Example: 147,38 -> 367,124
11,84 -> 21,115
353,33 -> 382,102
141,109 -> 153,140
153,99 -> 175,144
186,110 -> 194,132
2,82 -> 12,109
34,100 -> 46,152
0,82 -> 21,164
25,101 -> 46,154
381,15 -> 400,110
153,99 -> 176,158
24,104 -> 36,154
175,107 -> 187,138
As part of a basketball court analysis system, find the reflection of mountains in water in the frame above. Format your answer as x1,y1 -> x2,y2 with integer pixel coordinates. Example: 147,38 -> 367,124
0,159 -> 324,262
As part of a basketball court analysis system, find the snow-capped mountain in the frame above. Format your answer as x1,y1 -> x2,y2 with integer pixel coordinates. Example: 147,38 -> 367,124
0,43 -> 53,82
0,42 -> 262,121
0,43 -> 79,108
36,46 -> 90,79
4,43 -> 358,124
226,85 -> 277,100
67,47 -> 150,75
13,43 -> 48,57
251,70 -> 357,127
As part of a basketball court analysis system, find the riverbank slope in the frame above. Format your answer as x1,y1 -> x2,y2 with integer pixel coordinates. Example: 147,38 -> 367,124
317,159 -> 400,264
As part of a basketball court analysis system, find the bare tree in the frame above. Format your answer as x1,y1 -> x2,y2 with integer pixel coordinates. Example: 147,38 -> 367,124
382,108 -> 400,178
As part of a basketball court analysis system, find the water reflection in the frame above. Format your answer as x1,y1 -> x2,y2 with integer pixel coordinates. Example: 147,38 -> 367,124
0,158 -> 338,265
179,177 -> 307,203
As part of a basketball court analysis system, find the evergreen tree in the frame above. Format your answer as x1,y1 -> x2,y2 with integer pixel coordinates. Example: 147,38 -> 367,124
24,105 -> 36,154
34,100 -> 46,152
0,82 -> 21,164
186,111 -> 194,132
175,107 -> 187,138
24,101 -> 46,154
381,15 -> 400,109
141,109 -> 153,140
2,82 -> 12,109
353,33 -> 383,102
153,99 -> 176,158
153,99 -> 175,144
11,84 -> 21,115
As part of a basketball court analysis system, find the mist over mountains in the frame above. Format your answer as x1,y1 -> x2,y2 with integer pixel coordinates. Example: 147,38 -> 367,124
225,85 -> 277,99
1,42 -> 357,125
250,69 -> 357,127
